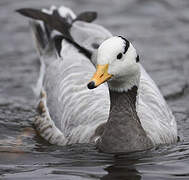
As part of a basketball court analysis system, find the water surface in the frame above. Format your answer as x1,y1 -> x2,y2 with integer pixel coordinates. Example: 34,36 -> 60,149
0,0 -> 189,179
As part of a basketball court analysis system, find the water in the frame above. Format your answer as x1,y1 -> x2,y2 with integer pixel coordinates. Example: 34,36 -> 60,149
0,0 -> 189,179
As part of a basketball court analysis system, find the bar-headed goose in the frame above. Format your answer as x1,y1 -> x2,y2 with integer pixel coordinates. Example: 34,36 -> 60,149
17,6 -> 177,153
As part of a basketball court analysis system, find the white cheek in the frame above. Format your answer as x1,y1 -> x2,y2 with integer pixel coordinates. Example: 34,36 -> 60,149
108,61 -> 125,76
108,60 -> 139,78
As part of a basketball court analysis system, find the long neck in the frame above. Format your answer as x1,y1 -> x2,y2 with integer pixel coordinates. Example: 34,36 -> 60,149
97,86 -> 152,153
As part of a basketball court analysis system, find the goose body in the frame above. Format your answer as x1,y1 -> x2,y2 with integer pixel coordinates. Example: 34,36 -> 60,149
18,6 -> 177,153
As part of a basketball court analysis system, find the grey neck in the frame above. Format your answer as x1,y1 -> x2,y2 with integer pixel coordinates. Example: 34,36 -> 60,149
97,86 -> 153,153
109,86 -> 138,111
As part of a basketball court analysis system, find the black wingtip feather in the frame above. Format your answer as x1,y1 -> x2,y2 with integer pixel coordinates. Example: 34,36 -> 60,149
75,11 -> 97,23
16,7 -> 92,59
16,8 -> 40,19
16,8 -> 73,40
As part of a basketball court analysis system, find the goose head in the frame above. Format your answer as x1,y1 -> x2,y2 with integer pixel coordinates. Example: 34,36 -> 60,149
87,36 -> 140,92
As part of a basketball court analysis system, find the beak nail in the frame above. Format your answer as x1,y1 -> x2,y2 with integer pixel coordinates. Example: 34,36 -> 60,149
87,81 -> 96,89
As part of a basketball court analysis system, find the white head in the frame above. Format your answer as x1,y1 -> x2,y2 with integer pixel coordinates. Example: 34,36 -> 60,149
88,36 -> 140,92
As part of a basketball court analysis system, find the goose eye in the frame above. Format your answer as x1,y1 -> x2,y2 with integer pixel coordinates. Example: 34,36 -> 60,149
117,53 -> 122,60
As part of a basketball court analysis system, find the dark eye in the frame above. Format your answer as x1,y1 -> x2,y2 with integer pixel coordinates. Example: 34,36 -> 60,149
117,53 -> 122,60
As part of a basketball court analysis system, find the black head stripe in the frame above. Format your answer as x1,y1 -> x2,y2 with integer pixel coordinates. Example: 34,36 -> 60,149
118,36 -> 130,54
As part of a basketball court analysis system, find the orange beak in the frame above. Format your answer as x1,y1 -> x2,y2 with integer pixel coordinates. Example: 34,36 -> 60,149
87,64 -> 112,89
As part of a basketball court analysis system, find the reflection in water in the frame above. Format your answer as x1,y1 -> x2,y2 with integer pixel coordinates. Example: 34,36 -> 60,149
101,151 -> 148,180
102,166 -> 141,180
102,158 -> 141,180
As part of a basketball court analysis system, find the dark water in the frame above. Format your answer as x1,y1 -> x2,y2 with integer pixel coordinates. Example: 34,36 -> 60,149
0,0 -> 189,179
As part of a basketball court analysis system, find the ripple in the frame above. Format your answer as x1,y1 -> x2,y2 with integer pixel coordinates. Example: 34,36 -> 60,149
1,0 -> 189,179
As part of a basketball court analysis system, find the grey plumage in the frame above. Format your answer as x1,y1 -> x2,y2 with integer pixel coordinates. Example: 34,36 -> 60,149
97,87 -> 153,153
